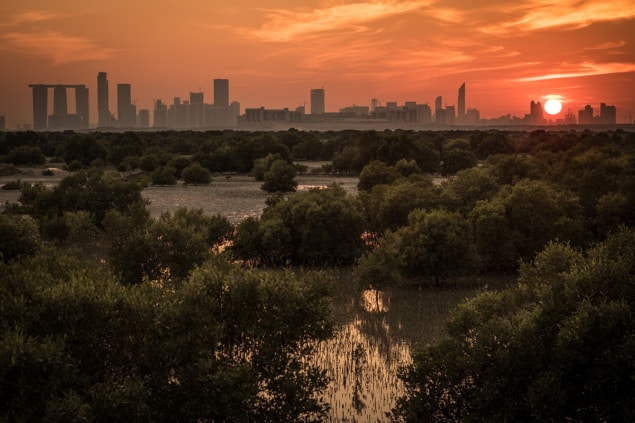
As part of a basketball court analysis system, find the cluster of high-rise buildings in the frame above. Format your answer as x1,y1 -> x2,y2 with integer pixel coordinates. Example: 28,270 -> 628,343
25,74 -> 621,131
28,73 -> 239,131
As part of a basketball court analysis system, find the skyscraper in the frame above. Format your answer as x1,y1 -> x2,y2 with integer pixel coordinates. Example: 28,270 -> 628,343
117,83 -> 135,127
97,72 -> 110,127
530,100 -> 544,125
31,84 -> 48,130
311,88 -> 325,115
214,79 -> 229,107
458,83 -> 465,123
75,85 -> 89,128
434,96 -> 445,124
53,85 -> 68,117
600,103 -> 616,124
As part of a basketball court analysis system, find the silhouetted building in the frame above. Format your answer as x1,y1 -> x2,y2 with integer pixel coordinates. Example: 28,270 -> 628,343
75,85 -> 89,128
600,103 -> 616,124
31,85 -> 48,130
97,72 -> 111,127
311,88 -> 325,115
214,79 -> 229,108
190,91 -> 205,127
370,98 -> 380,112
465,108 -> 480,124
417,103 -> 432,124
578,105 -> 594,125
0,115 -> 5,130
434,96 -> 444,124
530,100 -> 544,125
168,97 -> 188,128
564,111 -> 577,125
458,82 -> 465,123
154,100 -> 168,128
340,105 -> 370,117
138,109 -> 150,128
30,83 -> 88,130
446,105 -> 456,125
117,83 -> 136,127
245,107 -> 303,124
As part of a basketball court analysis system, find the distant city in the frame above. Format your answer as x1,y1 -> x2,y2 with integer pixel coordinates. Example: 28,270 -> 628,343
6,72 -> 626,132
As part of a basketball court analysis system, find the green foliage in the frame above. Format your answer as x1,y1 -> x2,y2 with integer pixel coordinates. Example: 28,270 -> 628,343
261,159 -> 298,193
150,166 -> 177,186
401,209 -> 480,285
139,154 -> 160,172
104,207 -> 233,284
391,227 -> 635,422
357,209 -> 479,288
252,154 -> 286,180
18,168 -> 144,228
359,175 -> 440,233
1,179 -> 27,190
357,160 -> 400,191
5,146 -> 46,165
440,167 -> 500,213
0,252 -> 332,422
441,149 -> 477,175
232,185 -> 365,266
181,161 -> 212,185
0,214 -> 41,262
59,134 -> 107,166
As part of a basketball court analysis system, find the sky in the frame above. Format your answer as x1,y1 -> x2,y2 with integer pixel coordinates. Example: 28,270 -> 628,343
1,0 -> 634,128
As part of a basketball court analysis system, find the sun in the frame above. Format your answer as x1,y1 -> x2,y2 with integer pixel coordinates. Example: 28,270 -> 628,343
544,98 -> 563,115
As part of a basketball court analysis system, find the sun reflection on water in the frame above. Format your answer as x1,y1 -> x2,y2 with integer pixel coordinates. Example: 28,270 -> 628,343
314,317 -> 412,422
360,289 -> 390,313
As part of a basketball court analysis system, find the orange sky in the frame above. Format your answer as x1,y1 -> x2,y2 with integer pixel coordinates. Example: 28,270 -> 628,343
1,0 -> 634,128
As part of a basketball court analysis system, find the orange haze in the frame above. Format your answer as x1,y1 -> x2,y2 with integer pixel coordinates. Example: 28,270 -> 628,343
1,0 -> 634,128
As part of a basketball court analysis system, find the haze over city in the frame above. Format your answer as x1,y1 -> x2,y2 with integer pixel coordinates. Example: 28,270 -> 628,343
1,0 -> 635,129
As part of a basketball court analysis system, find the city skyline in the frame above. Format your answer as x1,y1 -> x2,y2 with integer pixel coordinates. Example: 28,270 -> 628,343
1,1 -> 634,128
24,73 -> 620,130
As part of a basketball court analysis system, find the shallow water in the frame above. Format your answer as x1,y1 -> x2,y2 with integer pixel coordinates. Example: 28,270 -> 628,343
319,269 -> 478,422
142,174 -> 359,223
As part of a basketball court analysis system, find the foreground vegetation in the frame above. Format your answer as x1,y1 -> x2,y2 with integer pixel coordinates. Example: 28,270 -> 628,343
1,128 -> 634,420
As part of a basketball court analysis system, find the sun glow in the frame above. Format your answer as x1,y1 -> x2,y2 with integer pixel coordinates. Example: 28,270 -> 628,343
544,98 -> 563,115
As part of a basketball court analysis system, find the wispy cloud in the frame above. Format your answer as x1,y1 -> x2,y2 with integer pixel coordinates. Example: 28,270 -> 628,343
3,31 -> 117,65
243,0 -> 434,42
481,0 -> 635,34
516,61 -> 635,81
0,9 -> 64,28
583,41 -> 627,51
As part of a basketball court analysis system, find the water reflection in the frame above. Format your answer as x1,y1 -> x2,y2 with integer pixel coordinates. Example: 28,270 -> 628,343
315,316 -> 412,422
360,289 -> 390,313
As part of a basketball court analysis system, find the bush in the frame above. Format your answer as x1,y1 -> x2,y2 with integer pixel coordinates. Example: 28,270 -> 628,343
181,162 -> 212,185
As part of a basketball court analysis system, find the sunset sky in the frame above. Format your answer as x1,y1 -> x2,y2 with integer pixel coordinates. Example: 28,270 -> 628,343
1,0 -> 634,128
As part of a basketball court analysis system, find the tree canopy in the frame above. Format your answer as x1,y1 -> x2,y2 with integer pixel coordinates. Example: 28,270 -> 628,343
391,227 -> 635,422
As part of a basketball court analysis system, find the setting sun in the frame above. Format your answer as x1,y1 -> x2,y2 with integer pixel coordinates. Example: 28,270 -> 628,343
544,98 -> 563,115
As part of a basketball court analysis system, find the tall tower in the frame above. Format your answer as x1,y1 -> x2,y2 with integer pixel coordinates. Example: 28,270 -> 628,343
97,72 -> 110,127
530,100 -> 544,125
31,84 -> 48,130
53,85 -> 68,117
458,83 -> 465,123
117,83 -> 135,127
75,85 -> 89,128
311,88 -> 325,115
434,96 -> 445,124
214,79 -> 229,107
